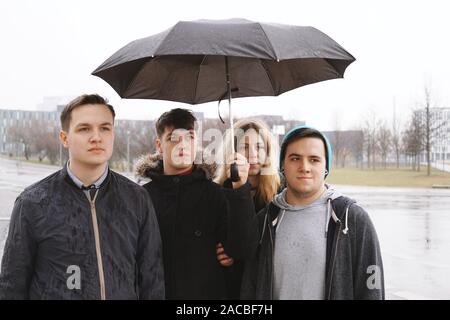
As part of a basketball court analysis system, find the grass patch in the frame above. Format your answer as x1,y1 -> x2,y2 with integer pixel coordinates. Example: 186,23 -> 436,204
327,166 -> 450,188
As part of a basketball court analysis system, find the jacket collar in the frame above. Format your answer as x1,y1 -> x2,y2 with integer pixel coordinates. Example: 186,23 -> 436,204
260,195 -> 356,242
66,161 -> 108,189
61,162 -> 111,191
135,152 -> 216,182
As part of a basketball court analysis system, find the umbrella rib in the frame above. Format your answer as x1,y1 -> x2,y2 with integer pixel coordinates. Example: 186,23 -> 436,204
324,58 -> 346,78
313,58 -> 344,82
260,59 -> 277,96
257,24 -> 279,60
192,55 -> 207,103
122,57 -> 154,97
153,24 -> 178,55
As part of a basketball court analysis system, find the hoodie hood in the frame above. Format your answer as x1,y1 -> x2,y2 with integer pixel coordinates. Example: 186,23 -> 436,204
273,184 -> 342,211
135,152 -> 216,179
270,184 -> 348,238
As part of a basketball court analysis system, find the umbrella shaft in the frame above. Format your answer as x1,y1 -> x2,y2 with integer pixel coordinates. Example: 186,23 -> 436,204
225,56 -> 235,154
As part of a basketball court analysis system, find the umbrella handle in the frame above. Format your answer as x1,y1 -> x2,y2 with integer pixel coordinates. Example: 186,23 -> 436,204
230,162 -> 240,182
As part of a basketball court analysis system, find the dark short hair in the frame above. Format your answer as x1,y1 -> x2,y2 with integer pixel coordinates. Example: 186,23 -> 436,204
155,108 -> 197,138
280,127 -> 329,170
60,94 -> 115,131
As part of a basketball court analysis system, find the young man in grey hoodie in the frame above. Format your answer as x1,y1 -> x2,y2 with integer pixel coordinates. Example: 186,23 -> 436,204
241,125 -> 384,300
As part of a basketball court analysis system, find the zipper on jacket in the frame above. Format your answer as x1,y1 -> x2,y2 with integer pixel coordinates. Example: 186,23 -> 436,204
268,214 -> 275,300
87,190 -> 106,300
326,220 -> 342,300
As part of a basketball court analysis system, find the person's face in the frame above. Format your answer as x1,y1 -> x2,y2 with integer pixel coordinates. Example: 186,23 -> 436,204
283,137 -> 327,198
236,129 -> 266,176
156,126 -> 197,172
60,104 -> 114,168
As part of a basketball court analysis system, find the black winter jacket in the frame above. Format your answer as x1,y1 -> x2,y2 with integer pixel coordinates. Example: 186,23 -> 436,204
136,154 -> 257,299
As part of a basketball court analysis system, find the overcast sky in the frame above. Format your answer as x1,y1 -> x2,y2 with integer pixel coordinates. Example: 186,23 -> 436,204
0,0 -> 448,131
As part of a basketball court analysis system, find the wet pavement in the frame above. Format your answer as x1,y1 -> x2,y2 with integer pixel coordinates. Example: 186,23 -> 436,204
1,157 -> 449,299
335,184 -> 450,299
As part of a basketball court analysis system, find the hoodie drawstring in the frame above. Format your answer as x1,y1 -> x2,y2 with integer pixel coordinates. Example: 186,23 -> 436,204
274,209 -> 286,233
326,198 -> 351,236
342,204 -> 350,235
325,199 -> 332,238
264,197 -> 353,244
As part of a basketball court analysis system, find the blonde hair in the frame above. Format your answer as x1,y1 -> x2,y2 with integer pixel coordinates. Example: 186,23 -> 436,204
214,118 -> 281,206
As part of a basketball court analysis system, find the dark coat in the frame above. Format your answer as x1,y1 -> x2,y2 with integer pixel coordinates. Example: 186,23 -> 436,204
0,166 -> 164,300
221,179 -> 267,300
136,154 -> 257,300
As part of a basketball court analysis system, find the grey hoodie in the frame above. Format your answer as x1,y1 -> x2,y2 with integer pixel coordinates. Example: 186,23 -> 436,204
241,186 -> 385,300
272,187 -> 336,299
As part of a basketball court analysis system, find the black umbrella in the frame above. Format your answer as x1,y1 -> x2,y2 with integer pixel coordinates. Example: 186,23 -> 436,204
93,18 -> 355,180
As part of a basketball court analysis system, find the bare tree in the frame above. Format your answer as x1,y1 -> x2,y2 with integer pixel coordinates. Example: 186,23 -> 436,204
377,121 -> 391,169
132,122 -> 156,160
421,85 -> 445,176
391,99 -> 402,168
112,120 -> 155,171
403,109 -> 425,171
362,110 -> 379,170
350,129 -> 364,169
424,86 -> 432,176
331,111 -> 343,168
33,124 -> 61,164
362,125 -> 372,169
340,146 -> 351,168
43,129 -> 61,164
7,123 -> 33,160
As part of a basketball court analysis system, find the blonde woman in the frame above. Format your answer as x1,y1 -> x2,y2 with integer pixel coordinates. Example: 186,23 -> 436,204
214,118 -> 281,299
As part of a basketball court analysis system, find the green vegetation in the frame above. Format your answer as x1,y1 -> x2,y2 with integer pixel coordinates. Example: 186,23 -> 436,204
327,166 -> 450,188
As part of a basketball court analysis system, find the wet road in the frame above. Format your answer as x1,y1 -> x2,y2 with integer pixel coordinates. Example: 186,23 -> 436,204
336,184 -> 450,299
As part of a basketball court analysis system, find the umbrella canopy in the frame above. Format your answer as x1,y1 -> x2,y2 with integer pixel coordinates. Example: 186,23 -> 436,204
93,18 -> 355,181
92,18 -> 355,104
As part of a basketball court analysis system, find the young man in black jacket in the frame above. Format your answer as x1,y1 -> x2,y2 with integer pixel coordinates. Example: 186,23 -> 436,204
136,108 -> 257,299
0,94 -> 164,300
241,126 -> 384,300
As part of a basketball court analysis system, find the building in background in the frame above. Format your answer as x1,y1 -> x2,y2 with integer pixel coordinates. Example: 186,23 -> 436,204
322,130 -> 364,168
0,109 -> 59,155
415,107 -> 450,163
252,115 -> 305,145
1,103 -> 315,169
37,96 -> 73,112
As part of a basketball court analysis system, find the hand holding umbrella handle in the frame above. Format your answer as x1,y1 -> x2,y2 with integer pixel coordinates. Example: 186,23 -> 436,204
230,162 -> 240,182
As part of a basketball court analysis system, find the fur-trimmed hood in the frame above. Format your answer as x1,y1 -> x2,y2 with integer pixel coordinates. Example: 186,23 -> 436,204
135,153 -> 216,180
